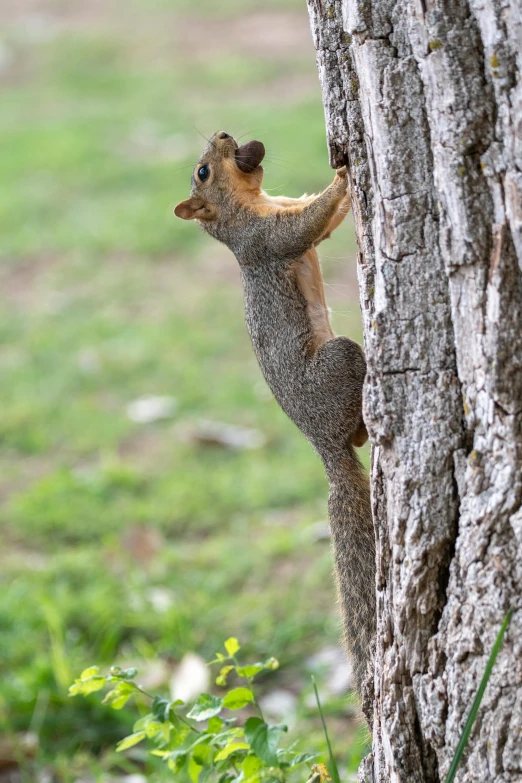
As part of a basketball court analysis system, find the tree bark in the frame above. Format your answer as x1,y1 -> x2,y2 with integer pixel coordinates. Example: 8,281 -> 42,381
306,1 -> 522,781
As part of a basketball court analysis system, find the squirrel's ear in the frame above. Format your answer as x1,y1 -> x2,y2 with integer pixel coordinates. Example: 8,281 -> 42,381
174,198 -> 213,220
235,140 -> 265,173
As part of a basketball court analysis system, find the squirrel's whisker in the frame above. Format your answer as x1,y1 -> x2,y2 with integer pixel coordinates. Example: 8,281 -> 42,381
172,163 -> 198,173
235,128 -> 269,142
323,283 -> 356,299
263,161 -> 292,172
192,124 -> 215,148
328,309 -> 355,318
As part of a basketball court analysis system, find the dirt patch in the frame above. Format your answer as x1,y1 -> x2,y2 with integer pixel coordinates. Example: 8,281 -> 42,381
1,255 -> 60,310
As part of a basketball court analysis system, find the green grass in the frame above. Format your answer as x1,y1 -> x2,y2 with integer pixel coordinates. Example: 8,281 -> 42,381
445,609 -> 513,783
0,1 -> 367,780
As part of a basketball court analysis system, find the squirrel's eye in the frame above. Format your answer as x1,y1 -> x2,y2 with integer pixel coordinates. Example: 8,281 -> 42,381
198,164 -> 210,182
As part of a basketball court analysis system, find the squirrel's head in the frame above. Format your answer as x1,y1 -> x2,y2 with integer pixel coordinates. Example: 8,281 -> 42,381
174,131 -> 265,228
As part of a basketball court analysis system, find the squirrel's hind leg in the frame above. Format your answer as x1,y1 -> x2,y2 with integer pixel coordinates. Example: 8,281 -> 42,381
307,334 -> 367,450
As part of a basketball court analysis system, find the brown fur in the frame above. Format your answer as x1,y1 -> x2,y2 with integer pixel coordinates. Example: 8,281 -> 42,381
177,146 -> 353,372
175,133 -> 375,716
290,250 -> 334,354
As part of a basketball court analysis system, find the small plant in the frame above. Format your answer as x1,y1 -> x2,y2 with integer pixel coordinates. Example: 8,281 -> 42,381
312,677 -> 340,783
70,638 -> 323,782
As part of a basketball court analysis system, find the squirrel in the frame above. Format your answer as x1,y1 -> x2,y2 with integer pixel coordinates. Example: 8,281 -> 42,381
175,131 -> 376,714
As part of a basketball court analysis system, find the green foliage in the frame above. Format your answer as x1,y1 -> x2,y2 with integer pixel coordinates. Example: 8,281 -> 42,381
445,609 -> 513,783
70,639 -> 320,781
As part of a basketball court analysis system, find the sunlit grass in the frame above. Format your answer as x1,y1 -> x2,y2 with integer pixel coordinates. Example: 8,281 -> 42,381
0,0 -> 366,779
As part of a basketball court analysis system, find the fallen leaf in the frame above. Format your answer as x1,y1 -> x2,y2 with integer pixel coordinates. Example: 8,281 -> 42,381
170,653 -> 210,704
126,396 -> 177,424
181,419 -> 265,450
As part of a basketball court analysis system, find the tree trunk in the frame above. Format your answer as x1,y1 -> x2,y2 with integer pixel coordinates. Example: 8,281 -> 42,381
306,1 -> 522,781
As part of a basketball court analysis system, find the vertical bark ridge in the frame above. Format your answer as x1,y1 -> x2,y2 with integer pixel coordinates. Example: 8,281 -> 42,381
307,0 -> 522,781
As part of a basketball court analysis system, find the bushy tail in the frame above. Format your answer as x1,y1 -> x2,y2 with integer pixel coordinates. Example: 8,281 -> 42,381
326,445 -> 376,719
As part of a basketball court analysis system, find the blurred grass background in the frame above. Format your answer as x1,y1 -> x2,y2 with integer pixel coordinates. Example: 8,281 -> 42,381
0,0 -> 368,780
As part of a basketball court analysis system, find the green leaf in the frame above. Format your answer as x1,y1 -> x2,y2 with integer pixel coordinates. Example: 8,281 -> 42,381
152,695 -> 171,722
119,667 -> 138,680
216,665 -> 234,686
69,675 -> 106,696
144,720 -> 164,739
102,682 -> 136,710
167,722 -> 192,748
192,740 -> 214,766
115,731 -> 146,752
244,718 -> 281,767
222,687 -> 254,710
133,713 -> 154,732
289,752 -> 320,768
235,659 -> 278,679
189,757 -> 203,783
80,666 -> 100,679
242,755 -> 263,777
445,609 -> 513,783
168,753 -> 187,773
244,717 -> 263,740
187,694 -> 224,722
206,716 -> 224,734
224,638 -> 240,657
235,664 -> 265,679
214,742 -> 250,761
108,665 -> 138,680
210,727 -> 244,747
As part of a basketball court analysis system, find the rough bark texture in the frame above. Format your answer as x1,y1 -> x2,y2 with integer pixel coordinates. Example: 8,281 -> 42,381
306,1 -> 522,781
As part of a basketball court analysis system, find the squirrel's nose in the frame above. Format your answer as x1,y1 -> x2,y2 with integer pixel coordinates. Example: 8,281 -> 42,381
217,131 -> 230,139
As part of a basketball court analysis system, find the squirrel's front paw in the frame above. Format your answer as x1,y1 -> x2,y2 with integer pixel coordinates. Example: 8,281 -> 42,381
333,166 -> 348,195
